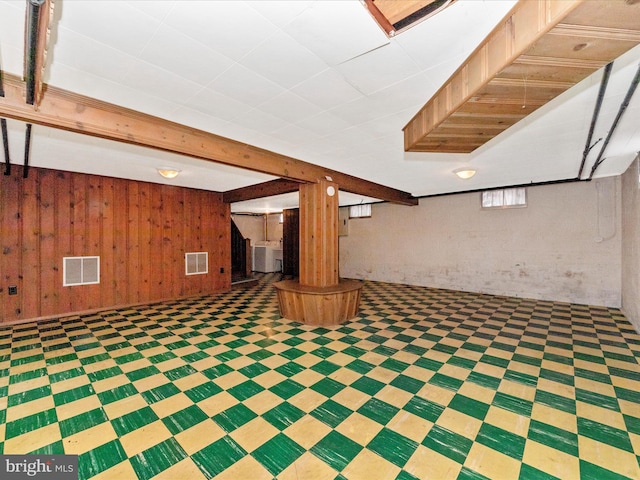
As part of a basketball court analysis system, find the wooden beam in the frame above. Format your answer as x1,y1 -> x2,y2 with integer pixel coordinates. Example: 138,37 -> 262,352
223,178 -> 302,204
404,0 -> 640,153
0,74 -> 418,206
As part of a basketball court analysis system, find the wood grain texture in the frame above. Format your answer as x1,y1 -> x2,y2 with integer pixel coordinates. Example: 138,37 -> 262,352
404,0 -> 640,153
274,279 -> 362,325
0,75 -> 417,206
299,180 -> 339,288
0,165 -> 230,324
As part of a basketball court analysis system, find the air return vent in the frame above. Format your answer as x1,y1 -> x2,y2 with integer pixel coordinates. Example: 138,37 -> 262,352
63,256 -> 100,286
185,252 -> 208,275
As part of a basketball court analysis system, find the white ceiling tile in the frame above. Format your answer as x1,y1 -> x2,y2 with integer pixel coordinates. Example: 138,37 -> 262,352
163,1 -> 278,61
284,0 -> 389,66
0,1 -> 25,74
46,63 -> 178,119
209,63 -> 285,106
139,24 -> 234,86
52,28 -> 139,85
58,1 -> 162,56
336,42 -> 422,95
321,126 -> 377,153
291,68 -> 363,109
270,123 -> 321,146
395,1 -> 516,71
231,108 -> 289,133
358,108 -> 416,139
258,91 -> 323,124
2,0 -> 639,214
121,61 -> 203,105
294,112 -> 352,138
328,96 -> 381,125
183,87 -> 253,123
0,44 -> 23,77
127,0 -> 177,22
170,107 -> 232,135
239,30 -> 327,89
246,0 -> 312,27
365,73 -> 437,115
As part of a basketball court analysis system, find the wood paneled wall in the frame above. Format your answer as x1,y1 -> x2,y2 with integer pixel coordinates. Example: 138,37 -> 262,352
0,165 -> 230,324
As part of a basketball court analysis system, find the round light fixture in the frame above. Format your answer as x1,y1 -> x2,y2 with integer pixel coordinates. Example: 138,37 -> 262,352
454,168 -> 476,180
326,185 -> 336,196
157,167 -> 181,179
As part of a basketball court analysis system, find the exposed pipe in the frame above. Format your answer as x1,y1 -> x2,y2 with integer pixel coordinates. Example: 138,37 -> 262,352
25,0 -> 46,105
1,119 -> 10,176
577,62 -> 612,180
417,177 -> 588,200
0,70 -> 10,175
23,123 -> 32,178
589,63 -> 640,180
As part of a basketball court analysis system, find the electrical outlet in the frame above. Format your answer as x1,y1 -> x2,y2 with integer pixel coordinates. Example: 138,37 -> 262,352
220,267 -> 224,274
8,285 -> 17,295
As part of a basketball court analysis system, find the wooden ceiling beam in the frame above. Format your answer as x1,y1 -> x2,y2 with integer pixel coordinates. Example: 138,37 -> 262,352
0,74 -> 418,206
223,179 -> 302,204
404,0 -> 640,153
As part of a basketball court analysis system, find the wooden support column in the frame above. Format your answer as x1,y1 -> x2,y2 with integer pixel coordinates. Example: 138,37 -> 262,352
274,180 -> 362,325
299,179 -> 339,288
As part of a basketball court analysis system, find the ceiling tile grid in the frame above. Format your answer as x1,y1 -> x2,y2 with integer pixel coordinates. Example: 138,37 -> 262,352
0,0 -> 638,213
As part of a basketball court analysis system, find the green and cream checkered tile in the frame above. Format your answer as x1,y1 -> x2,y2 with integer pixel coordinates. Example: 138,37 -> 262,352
0,273 -> 639,479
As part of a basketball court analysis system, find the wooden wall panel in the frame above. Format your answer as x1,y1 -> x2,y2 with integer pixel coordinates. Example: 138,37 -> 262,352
127,181 -> 141,305
0,165 -> 230,324
113,178 -> 129,305
299,180 -> 339,287
1,172 -> 21,319
171,187 -> 185,299
55,171 -> 73,314
138,182 -> 151,303
39,169 -> 56,313
101,177 -> 115,308
22,169 -> 41,319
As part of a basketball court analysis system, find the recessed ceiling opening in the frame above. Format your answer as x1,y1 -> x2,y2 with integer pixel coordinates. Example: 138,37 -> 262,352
363,0 -> 456,36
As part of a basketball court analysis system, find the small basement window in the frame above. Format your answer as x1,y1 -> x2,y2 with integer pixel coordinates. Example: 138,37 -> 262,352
63,256 -> 100,286
482,187 -> 527,209
349,204 -> 372,218
186,252 -> 208,275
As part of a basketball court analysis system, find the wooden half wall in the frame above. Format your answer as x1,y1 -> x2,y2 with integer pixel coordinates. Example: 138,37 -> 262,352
0,166 -> 230,324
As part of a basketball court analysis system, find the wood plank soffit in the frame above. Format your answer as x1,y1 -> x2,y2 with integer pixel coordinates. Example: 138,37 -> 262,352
0,74 -> 418,206
404,0 -> 640,153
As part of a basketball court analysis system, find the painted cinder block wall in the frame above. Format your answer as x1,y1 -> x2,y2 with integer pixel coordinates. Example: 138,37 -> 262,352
0,165 -> 231,324
340,177 -> 622,308
621,157 -> 640,332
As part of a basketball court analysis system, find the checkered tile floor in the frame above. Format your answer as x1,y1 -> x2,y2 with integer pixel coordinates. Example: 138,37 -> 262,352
1,274 -> 639,479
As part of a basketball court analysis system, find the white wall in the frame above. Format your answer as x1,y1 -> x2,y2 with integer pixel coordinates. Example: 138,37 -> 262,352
621,157 -> 640,331
232,213 -> 283,245
340,178 -> 621,307
232,214 -> 263,245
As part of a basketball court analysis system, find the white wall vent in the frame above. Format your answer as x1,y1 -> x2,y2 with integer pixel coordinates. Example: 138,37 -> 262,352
186,252 -> 208,275
63,256 -> 100,286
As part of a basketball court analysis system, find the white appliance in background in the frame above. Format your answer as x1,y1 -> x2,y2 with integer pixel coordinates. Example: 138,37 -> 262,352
252,241 -> 283,273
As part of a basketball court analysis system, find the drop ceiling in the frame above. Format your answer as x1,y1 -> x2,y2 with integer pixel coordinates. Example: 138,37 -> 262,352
0,0 -> 639,213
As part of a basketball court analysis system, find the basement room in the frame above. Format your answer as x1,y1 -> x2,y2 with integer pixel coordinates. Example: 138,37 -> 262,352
0,0 -> 639,479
